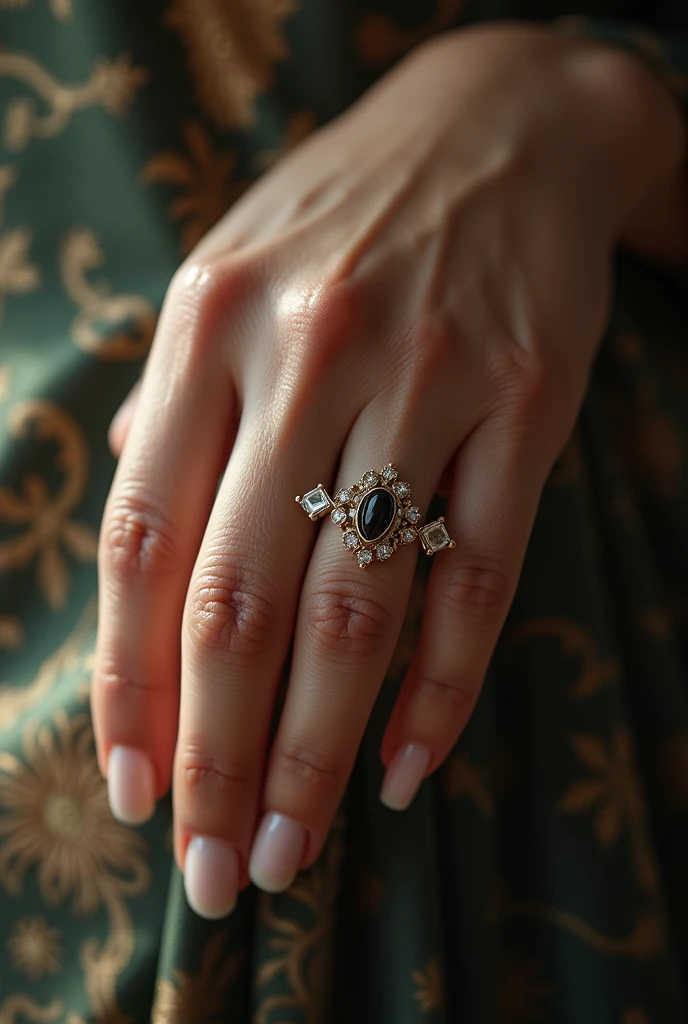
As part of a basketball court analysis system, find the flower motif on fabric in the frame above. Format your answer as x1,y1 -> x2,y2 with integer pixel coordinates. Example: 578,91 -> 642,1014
142,121 -> 245,253
0,710 -> 150,912
152,932 -> 243,1023
413,956 -> 445,1013
558,729 -> 657,891
165,0 -> 298,130
6,915 -> 63,979
0,51 -> 147,152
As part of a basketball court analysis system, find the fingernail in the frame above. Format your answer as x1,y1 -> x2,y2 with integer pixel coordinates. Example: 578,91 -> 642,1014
184,836 -> 240,919
108,402 -> 131,454
249,813 -> 307,893
380,744 -> 431,811
107,746 -> 156,825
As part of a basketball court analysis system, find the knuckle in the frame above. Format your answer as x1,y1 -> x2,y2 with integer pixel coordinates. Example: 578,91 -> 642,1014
490,343 -> 552,424
275,743 -> 339,790
405,313 -> 459,382
178,745 -> 251,796
443,558 -> 512,622
100,495 -> 179,585
166,254 -> 257,364
415,671 -> 477,713
185,560 -> 279,664
97,664 -> 168,701
278,274 -> 367,377
305,577 -> 392,658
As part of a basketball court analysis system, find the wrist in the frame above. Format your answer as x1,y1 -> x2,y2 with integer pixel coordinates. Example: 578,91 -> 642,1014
558,35 -> 688,258
416,24 -> 687,259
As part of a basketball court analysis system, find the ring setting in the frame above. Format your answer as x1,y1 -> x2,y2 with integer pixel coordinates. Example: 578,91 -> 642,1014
296,463 -> 456,568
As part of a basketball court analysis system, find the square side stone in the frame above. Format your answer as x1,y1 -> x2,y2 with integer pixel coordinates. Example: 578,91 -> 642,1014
301,486 -> 332,518
420,520 -> 452,554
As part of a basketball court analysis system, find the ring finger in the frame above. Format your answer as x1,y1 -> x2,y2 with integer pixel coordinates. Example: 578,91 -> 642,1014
247,397 -> 470,893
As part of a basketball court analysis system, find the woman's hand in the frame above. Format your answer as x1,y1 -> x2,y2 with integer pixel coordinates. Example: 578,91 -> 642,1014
92,24 -> 686,918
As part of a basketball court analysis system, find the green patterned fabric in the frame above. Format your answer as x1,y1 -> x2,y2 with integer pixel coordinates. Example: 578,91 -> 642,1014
0,3 -> 687,1022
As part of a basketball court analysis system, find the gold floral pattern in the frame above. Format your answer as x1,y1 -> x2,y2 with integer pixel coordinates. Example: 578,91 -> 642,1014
413,956 -> 445,1013
0,0 -> 686,1019
165,0 -> 298,130
152,931 -> 243,1023
254,826 -> 343,1024
0,994 -> 63,1024
0,166 -> 40,323
6,915 -> 63,979
0,710 -> 149,911
59,227 -> 157,360
501,889 -> 664,958
0,52 -> 147,152
143,120 -> 246,253
0,401 -> 98,609
559,730 -> 657,891
504,618 -> 620,698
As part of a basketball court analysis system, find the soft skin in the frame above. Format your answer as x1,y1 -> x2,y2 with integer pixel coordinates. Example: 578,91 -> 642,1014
93,24 -> 687,915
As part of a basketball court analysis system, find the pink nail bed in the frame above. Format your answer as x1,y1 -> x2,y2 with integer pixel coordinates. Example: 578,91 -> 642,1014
380,743 -> 431,811
249,812 -> 307,894
107,746 -> 155,825
184,836 -> 239,919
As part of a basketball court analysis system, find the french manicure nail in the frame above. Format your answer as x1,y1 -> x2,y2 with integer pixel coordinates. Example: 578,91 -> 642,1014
249,812 -> 307,893
184,836 -> 239,919
107,746 -> 156,825
380,743 -> 431,811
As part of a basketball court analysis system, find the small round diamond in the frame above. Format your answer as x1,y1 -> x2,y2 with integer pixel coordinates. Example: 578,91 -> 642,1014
399,528 -> 416,544
406,506 -> 420,523
392,481 -> 410,499
337,489 -> 351,503
331,507 -> 347,525
350,493 -> 362,506
357,548 -> 373,566
362,470 -> 378,488
348,508 -> 357,519
343,530 -> 360,550
382,464 -> 398,481
376,543 -> 393,561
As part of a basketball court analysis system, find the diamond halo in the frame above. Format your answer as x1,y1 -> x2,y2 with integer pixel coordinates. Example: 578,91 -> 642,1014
296,464 -> 456,567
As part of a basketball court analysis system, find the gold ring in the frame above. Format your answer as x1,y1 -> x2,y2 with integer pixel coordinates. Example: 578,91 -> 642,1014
296,463 -> 456,568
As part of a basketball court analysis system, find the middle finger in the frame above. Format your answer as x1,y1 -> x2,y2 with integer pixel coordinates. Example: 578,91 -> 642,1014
173,399 -> 354,918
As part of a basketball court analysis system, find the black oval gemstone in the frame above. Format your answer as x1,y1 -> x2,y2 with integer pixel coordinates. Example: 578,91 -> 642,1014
357,487 -> 396,543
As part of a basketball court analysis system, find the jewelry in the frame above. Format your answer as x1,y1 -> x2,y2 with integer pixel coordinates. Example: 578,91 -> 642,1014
296,463 -> 456,568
